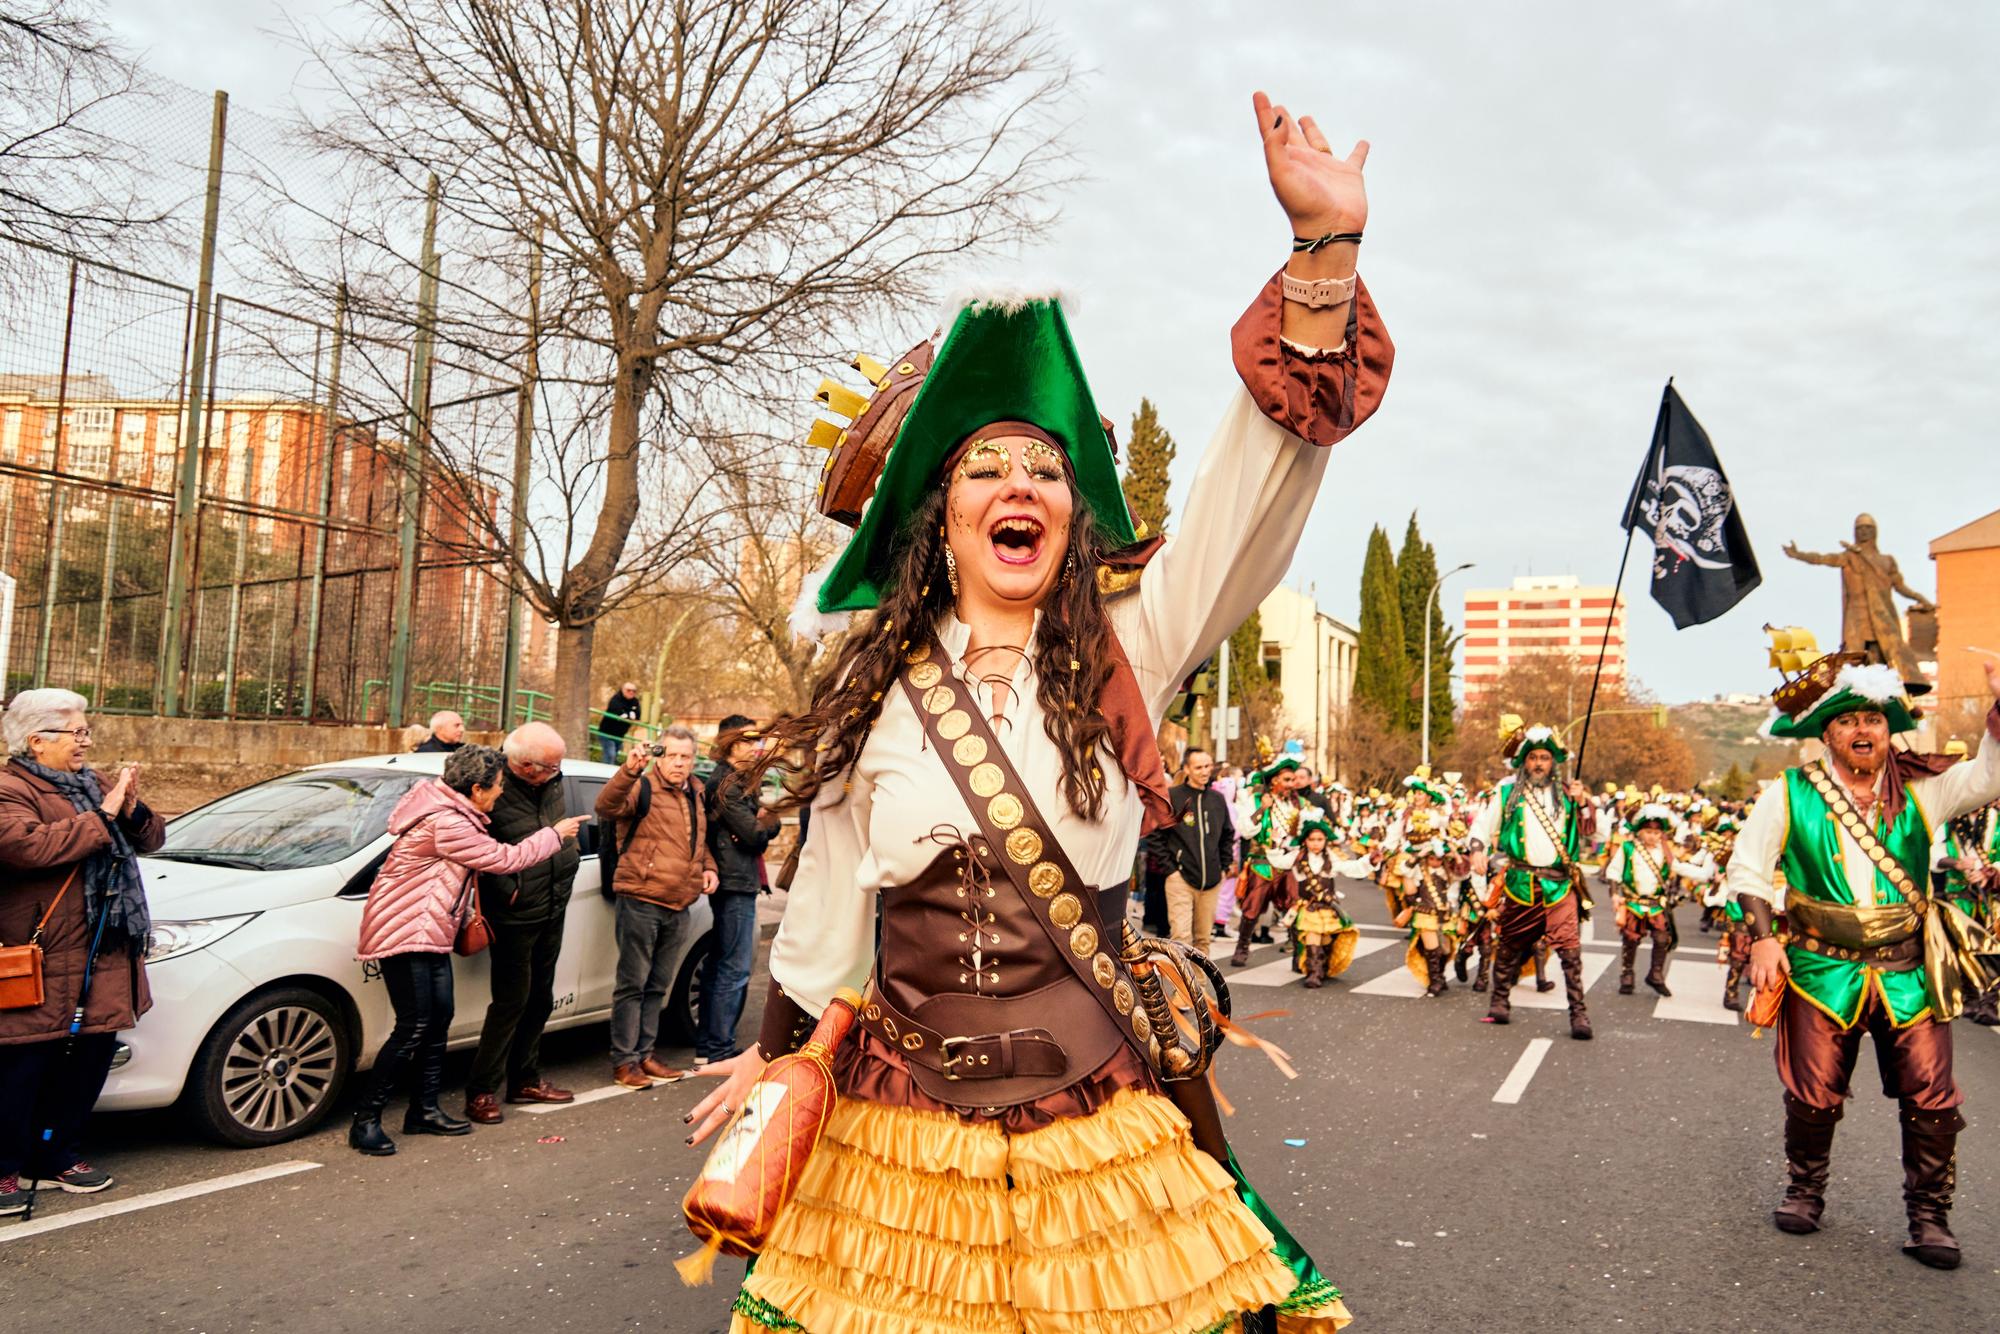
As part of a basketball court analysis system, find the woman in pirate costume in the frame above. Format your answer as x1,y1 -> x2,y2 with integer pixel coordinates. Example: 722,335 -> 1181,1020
1604,802 -> 1712,998
685,92 -> 1391,1333
1232,744 -> 1318,966
1290,818 -> 1367,989
1392,837 -> 1466,998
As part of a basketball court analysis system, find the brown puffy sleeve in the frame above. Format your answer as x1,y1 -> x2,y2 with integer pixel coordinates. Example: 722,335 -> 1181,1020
1230,269 -> 1394,448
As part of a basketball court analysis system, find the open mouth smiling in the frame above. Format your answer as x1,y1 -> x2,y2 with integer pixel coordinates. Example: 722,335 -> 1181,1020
989,515 -> 1045,566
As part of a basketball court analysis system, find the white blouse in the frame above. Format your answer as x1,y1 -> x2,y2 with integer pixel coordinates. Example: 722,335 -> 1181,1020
767,385 -> 1333,1016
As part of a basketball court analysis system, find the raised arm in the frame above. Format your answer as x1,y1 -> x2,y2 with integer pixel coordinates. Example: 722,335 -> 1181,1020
1113,93 -> 1392,708
1781,541 -> 1842,567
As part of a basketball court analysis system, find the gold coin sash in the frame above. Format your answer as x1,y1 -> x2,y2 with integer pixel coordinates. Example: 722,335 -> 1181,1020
895,631 -> 1156,1072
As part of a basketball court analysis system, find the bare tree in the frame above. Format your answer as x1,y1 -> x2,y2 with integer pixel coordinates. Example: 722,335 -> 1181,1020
279,0 -> 1074,747
0,1 -> 165,261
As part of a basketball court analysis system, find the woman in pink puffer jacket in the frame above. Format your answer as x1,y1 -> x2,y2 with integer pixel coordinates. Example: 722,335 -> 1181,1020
350,745 -> 582,1157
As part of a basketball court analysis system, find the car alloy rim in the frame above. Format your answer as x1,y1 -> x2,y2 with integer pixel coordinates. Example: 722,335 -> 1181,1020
221,1004 -> 340,1133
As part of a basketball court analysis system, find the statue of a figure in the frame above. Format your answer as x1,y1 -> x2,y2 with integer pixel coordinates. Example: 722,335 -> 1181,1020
1782,513 -> 1936,689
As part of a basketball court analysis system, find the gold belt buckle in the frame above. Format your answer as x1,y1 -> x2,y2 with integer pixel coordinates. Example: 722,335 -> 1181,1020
939,1034 -> 969,1080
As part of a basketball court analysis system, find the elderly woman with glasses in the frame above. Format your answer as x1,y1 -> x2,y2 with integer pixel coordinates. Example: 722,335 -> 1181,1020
0,688 -> 165,1217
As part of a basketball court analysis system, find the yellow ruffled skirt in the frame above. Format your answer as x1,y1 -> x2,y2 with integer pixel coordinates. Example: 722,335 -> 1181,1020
731,1087 -> 1351,1334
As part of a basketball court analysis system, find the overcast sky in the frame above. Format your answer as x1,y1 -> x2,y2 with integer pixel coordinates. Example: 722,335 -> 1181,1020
106,0 -> 1998,704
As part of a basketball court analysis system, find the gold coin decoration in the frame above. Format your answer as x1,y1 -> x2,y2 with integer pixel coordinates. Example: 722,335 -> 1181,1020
968,763 -> 1005,797
909,661 -> 943,689
1091,952 -> 1116,988
988,794 -> 1024,830
1048,893 -> 1082,929
1112,979 -> 1135,1014
1027,861 -> 1063,898
905,642 -> 931,664
952,735 -> 987,767
1131,1009 -> 1153,1042
1069,923 -> 1098,958
923,685 -> 955,714
937,709 -> 971,741
1006,828 -> 1043,864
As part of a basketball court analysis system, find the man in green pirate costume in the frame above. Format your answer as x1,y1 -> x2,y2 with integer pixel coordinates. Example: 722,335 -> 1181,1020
1695,815 -> 1752,1009
1729,653 -> 2000,1270
1470,723 -> 1595,1040
1232,745 -> 1319,967
1604,802 -> 1712,997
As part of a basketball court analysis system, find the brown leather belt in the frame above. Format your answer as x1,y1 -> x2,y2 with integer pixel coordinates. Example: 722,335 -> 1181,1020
1791,930 -> 1923,970
859,979 -> 1069,1082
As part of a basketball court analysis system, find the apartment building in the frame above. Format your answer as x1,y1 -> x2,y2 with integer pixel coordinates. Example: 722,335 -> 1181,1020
1461,574 -> 1626,698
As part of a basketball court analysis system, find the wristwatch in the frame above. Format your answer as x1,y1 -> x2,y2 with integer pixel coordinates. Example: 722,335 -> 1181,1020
1279,272 -> 1358,309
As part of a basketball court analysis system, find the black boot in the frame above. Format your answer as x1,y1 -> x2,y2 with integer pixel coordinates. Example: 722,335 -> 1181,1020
1901,1108 -> 1965,1270
1773,1095 -> 1839,1235
1618,933 -> 1638,995
1560,946 -> 1592,1040
1967,981 -> 2000,1026
1473,942 -> 1492,993
349,1074 -> 397,1156
1485,941 -> 1519,1023
1722,953 -> 1745,1012
402,1035 -> 472,1136
1534,941 -> 1556,993
1453,940 -> 1471,983
1645,928 -> 1672,997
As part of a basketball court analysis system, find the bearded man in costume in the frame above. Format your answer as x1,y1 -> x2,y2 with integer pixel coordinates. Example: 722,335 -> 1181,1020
685,91 -> 1388,1332
1471,725 -> 1595,1040
1604,803 -> 1712,998
1730,655 -> 2000,1271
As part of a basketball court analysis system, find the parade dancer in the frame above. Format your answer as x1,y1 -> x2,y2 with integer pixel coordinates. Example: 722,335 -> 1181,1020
1605,803 -> 1711,997
1293,819 -> 1367,988
685,90 -> 1389,1331
1394,837 -> 1467,998
1232,745 -> 1316,967
1472,723 -> 1595,1040
1932,793 -> 1999,1025
1696,816 -> 1752,1010
1731,654 -> 2000,1270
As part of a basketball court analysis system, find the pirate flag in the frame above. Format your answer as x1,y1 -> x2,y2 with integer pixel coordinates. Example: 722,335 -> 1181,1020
1620,381 -> 1761,628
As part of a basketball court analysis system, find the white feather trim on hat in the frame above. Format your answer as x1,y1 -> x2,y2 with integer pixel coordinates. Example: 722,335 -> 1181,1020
938,279 -> 1074,324
1758,708 -> 1785,740
1832,662 -> 1906,706
788,562 -> 852,641
1524,724 -> 1555,742
1633,802 -> 1675,826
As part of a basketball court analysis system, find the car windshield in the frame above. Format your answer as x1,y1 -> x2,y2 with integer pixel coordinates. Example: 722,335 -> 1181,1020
159,769 -> 424,871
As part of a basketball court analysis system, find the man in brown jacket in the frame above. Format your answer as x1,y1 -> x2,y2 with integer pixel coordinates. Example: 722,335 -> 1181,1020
595,725 -> 715,1087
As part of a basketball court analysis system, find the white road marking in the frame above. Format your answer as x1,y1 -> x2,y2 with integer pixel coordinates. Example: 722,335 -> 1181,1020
1492,1038 -> 1553,1104
1351,957 -> 1430,998
1512,949 -> 1614,1009
1650,959 -> 1741,1025
1232,935 -> 1399,987
518,1083 -> 665,1113
0,1161 -> 321,1243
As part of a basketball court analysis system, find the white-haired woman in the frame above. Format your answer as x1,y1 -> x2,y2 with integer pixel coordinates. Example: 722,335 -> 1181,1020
0,688 -> 164,1217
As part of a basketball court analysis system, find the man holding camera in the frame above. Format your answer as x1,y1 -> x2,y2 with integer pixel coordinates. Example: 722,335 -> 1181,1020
594,726 -> 716,1088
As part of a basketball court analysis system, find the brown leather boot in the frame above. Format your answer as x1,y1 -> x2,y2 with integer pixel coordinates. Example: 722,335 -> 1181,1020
1560,946 -> 1592,1040
1425,947 -> 1449,997
1534,941 -> 1556,993
1303,944 -> 1329,989
1473,942 -> 1492,992
1645,927 -> 1672,996
1231,910 -> 1256,967
1773,1095 -> 1840,1235
1722,955 -> 1745,1011
1901,1108 -> 1965,1269
1618,933 -> 1639,994
1484,941 -> 1519,1023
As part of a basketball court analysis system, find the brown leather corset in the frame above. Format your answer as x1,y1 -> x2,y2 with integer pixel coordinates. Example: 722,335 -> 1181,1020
861,837 -> 1127,1108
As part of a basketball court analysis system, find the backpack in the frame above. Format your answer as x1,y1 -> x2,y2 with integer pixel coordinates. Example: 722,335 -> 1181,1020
597,774 -> 651,900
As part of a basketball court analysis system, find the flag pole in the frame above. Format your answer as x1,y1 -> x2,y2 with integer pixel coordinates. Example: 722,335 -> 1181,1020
1572,524 -> 1636,784
1575,377 -> 1671,783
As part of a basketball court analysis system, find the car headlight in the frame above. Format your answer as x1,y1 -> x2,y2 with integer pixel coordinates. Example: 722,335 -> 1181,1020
145,914 -> 259,962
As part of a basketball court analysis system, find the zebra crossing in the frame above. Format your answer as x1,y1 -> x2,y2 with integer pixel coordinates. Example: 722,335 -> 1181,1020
1208,923 -> 1747,1026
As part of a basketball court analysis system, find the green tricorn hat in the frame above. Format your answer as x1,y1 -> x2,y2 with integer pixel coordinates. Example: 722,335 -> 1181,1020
1627,802 -> 1675,833
1505,723 -> 1568,770
808,291 -> 1136,616
1762,657 -> 1919,740
1301,817 -> 1336,843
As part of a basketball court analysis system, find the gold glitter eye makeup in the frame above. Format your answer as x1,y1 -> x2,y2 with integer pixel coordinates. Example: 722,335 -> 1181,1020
1024,441 -> 1064,482
955,440 -> 1010,482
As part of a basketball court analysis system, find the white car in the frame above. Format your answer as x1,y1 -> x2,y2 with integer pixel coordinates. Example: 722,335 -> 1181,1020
100,753 -> 713,1147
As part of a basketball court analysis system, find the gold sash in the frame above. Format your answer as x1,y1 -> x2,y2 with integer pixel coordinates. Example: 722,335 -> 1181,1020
1784,890 -> 1999,1021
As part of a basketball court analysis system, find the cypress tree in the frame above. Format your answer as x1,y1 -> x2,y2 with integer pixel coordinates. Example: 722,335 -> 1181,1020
1395,513 -> 1457,745
1355,524 -> 1407,722
1119,397 -> 1176,537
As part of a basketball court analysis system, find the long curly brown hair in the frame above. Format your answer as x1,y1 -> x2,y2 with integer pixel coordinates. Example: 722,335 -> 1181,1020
760,483 -> 1120,822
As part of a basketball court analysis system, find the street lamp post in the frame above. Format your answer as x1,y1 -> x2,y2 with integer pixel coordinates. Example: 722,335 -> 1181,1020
1422,562 -> 1475,767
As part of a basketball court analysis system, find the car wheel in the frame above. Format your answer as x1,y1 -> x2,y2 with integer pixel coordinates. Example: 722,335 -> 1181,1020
185,986 -> 352,1147
662,932 -> 711,1048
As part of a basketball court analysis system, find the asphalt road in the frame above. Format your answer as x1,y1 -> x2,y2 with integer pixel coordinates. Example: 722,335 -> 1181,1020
5,879 -> 1997,1334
